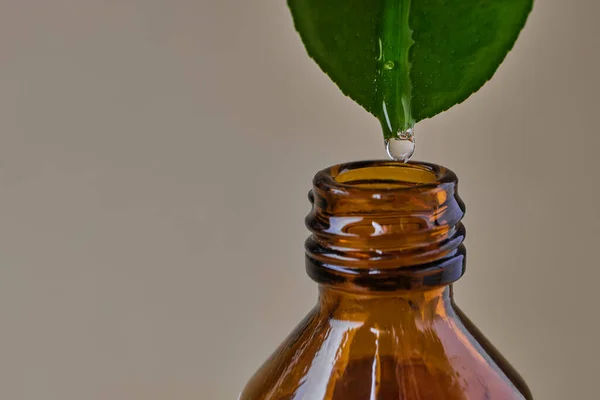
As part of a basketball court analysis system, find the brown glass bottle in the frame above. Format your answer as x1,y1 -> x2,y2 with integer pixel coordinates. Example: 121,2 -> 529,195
240,160 -> 532,400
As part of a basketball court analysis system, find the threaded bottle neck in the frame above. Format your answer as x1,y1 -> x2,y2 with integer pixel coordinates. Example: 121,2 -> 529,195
305,160 -> 466,291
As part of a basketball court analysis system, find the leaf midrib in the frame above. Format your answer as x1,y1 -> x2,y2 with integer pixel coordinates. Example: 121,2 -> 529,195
377,0 -> 415,139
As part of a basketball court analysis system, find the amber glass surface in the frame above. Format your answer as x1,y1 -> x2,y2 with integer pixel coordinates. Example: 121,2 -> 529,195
240,161 -> 532,400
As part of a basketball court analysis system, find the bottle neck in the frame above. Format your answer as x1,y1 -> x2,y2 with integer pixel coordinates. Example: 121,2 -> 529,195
318,285 -> 455,323
305,161 -> 466,292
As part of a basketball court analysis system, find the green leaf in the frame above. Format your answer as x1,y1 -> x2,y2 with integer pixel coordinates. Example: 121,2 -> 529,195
288,0 -> 533,139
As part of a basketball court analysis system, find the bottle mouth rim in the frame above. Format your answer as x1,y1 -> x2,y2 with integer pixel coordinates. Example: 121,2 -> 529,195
313,160 -> 458,194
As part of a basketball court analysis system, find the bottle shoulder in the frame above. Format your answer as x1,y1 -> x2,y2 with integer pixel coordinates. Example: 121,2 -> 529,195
240,305 -> 531,400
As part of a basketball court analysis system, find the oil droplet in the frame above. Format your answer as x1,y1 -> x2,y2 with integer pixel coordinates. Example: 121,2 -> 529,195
385,128 -> 415,162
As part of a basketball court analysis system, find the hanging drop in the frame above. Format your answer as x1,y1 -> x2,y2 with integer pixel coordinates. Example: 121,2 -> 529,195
385,128 -> 415,162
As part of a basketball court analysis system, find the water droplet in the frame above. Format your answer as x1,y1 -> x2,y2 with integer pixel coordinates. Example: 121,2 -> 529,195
384,61 -> 395,70
385,128 -> 415,162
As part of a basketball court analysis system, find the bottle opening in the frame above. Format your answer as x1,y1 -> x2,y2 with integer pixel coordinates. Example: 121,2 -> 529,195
315,160 -> 456,196
334,163 -> 439,189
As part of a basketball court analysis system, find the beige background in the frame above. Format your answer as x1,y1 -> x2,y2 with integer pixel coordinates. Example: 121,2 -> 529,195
0,0 -> 598,399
